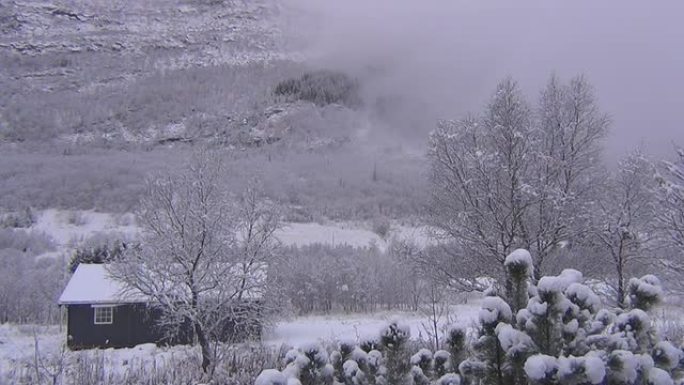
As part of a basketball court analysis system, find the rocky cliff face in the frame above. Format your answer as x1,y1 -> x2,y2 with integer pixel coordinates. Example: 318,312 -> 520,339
0,0 -> 293,143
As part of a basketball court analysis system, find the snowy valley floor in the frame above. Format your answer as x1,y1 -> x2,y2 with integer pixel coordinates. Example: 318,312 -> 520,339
0,306 -> 481,381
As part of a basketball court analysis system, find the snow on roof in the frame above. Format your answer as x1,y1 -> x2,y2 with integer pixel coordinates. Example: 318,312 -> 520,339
58,263 -> 266,305
58,264 -> 146,305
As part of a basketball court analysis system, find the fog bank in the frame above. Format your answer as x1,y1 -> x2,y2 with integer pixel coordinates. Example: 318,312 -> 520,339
284,0 -> 684,160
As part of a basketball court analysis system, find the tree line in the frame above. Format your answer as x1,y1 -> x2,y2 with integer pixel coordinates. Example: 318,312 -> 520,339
417,74 -> 684,308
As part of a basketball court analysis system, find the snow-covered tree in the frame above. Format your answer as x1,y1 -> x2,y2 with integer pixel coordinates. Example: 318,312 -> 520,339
504,249 -> 534,314
427,78 -> 534,290
445,327 -> 467,374
426,75 -> 608,294
459,295 -> 516,385
530,75 -> 608,276
656,148 -> 684,250
380,321 -> 412,385
111,151 -> 278,376
282,345 -> 334,385
592,150 -> 658,307
655,148 -> 684,291
255,251 -> 682,385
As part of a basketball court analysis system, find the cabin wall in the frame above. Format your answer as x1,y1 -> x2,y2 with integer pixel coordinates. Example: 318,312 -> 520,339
66,303 -> 189,350
65,302 -> 260,350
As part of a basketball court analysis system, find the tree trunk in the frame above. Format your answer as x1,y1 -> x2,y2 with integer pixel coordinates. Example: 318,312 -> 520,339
194,321 -> 211,373
617,263 -> 625,309
617,241 -> 626,309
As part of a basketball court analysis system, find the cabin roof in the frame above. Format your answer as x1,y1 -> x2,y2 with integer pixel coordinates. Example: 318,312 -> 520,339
58,263 -> 265,306
58,264 -> 146,305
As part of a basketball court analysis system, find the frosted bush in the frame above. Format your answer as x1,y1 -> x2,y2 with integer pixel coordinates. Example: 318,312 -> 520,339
628,275 -> 664,312
478,296 -> 513,328
524,354 -> 558,383
351,347 -> 368,367
537,269 -> 583,297
648,367 -> 674,385
256,369 -> 287,385
342,360 -> 362,381
606,350 -> 639,384
436,373 -> 461,385
254,251 -> 682,385
652,341 -> 683,371
433,350 -> 451,376
496,323 -> 536,356
410,365 -> 430,385
565,282 -> 601,313
410,348 -> 433,371
367,350 -> 383,369
557,355 -> 605,384
504,249 -> 534,278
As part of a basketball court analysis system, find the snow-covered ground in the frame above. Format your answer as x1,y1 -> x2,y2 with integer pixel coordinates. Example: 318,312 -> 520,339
0,324 -> 64,375
0,307 -> 479,379
30,209 -> 139,250
2,210 -> 444,379
27,209 -> 432,257
263,304 -> 480,347
0,323 -> 200,380
277,222 -> 386,250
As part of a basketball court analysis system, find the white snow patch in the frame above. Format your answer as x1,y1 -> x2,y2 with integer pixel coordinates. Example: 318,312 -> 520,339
58,264 -> 145,305
478,297 -> 512,325
504,249 -> 533,276
524,354 -> 558,381
263,305 -> 480,348
256,369 -> 287,385
648,367 -> 674,385
537,269 -> 583,294
31,209 -> 139,249
276,222 -> 386,250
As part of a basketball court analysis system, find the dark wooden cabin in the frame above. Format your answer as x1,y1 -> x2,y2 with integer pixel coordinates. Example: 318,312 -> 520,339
58,264 -> 190,349
58,264 -> 265,350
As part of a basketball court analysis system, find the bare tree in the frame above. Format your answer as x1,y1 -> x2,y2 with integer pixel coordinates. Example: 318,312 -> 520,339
592,150 -> 658,307
112,151 -> 278,376
657,149 -> 684,250
655,148 -> 684,289
425,75 -> 608,294
528,75 -> 609,275
427,78 -> 534,289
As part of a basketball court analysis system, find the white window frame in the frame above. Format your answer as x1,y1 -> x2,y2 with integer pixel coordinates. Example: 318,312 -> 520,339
93,305 -> 114,325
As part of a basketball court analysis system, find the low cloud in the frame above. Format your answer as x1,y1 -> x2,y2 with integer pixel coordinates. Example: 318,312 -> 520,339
284,0 -> 684,159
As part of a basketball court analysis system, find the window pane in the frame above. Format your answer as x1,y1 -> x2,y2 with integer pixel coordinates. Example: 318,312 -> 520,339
94,306 -> 113,324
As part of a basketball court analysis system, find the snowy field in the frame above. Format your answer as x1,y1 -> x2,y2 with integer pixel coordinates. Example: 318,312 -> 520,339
26,209 -> 431,257
4,302 -> 682,380
263,304 -> 480,347
0,307 -> 480,379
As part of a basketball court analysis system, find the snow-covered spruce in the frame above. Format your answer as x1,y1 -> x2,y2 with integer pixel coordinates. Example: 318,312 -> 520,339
652,341 -> 683,371
436,373 -> 461,385
256,369 -> 288,385
504,248 -> 534,314
627,275 -> 664,312
433,350 -> 451,377
557,354 -> 606,385
410,348 -> 433,373
524,354 -> 558,384
445,326 -> 466,371
281,344 -> 333,385
380,320 -> 412,385
254,251 -> 682,385
461,295 -> 517,385
478,296 -> 513,331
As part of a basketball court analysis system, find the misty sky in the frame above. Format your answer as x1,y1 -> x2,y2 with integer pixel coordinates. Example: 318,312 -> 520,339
285,0 -> 684,161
